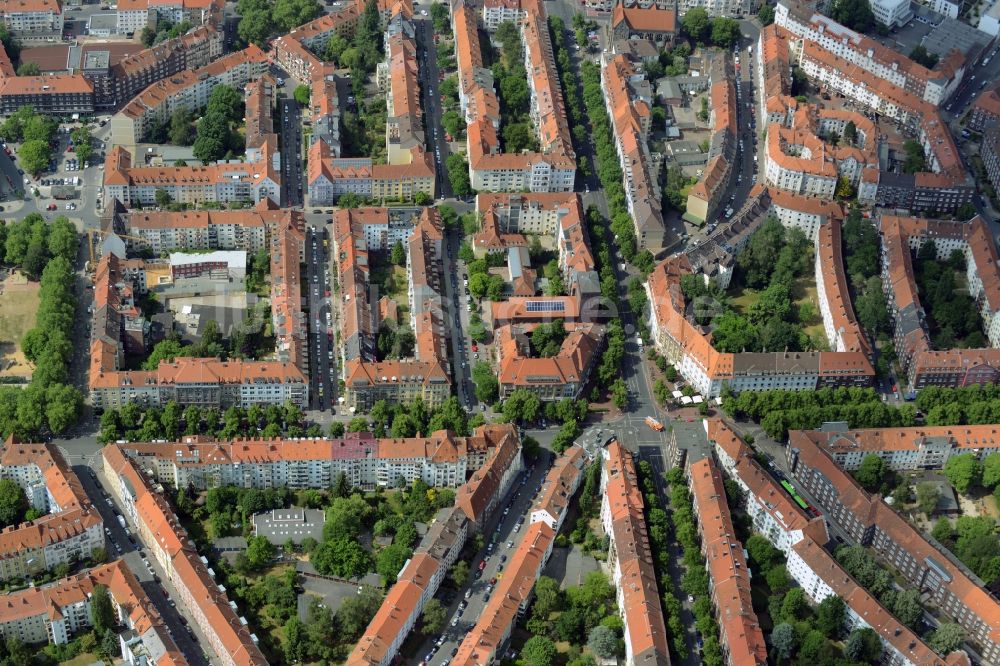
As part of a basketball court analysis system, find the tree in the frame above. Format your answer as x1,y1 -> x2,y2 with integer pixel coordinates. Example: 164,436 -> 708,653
845,627 -> 882,662
376,543 -> 412,584
916,481 -> 941,515
982,451 -> 1000,489
780,587 -> 808,622
587,625 -> 617,658
855,453 -> 889,491
446,153 -> 472,197
421,598 -> 446,634
758,3 -> 775,25
522,635 -> 557,666
928,623 -> 966,654
816,595 -> 846,638
293,84 -> 312,106
337,586 -> 383,640
681,7 -> 710,42
944,453 -> 981,494
155,189 -> 172,208
391,240 -> 406,266
311,537 -> 373,578
829,0 -> 875,32
246,535 -> 276,570
909,45 -> 938,68
902,139 -> 927,174
0,479 -> 27,528
710,17 -> 740,47
611,378 -> 628,409
90,585 -> 116,633
451,559 -> 469,587
471,361 -> 499,404
771,623 -> 797,661
15,62 -> 38,76
18,139 -> 50,175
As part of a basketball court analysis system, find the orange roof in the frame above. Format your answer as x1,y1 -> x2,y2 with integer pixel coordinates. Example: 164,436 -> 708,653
496,323 -> 603,389
0,74 -> 92,96
816,220 -> 870,354
611,2 -> 676,33
454,425 -> 521,525
688,456 -> 767,665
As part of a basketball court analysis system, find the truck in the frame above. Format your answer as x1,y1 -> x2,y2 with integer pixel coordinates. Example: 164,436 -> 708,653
645,416 -> 664,431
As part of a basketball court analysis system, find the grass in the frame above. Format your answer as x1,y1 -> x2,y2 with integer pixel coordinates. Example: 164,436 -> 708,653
0,277 -> 40,378
368,252 -> 410,321
60,653 -> 104,666
728,274 -> 829,351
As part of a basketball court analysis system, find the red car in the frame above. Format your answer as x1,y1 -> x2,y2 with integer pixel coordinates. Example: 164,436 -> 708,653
46,203 -> 57,210
478,560 -> 486,571
471,344 -> 478,352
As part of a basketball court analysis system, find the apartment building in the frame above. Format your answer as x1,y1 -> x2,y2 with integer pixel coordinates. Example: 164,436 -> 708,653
472,193 -> 599,301
271,222 -> 307,372
675,0 -> 756,16
91,252 -> 149,367
482,0 -> 523,31
797,424 -> 1000,472
115,0 -> 222,35
763,105 -> 880,199
349,435 -> 525,666
453,425 -> 525,528
600,442 -> 671,666
686,454 -> 767,666
0,74 -> 93,114
880,215 -> 1000,389
0,0 -> 63,35
89,356 -> 309,410
452,0 -> 576,193
113,425 -> 516,491
645,255 -> 874,397
982,126 -> 1000,199
101,445 -> 269,666
112,45 -> 269,147
107,25 -> 222,109
968,84 -> 1000,132
772,1 -> 975,213
815,220 -> 871,355
686,56 -> 737,225
332,207 -> 451,409
0,437 -> 104,582
309,64 -> 342,156
708,420 -> 972,666
0,560 -> 185,663
306,144 -> 435,204
495,323 -> 605,401
453,445 -> 585,666
608,3 -> 676,45
169,250 -> 245,280
381,14 -> 426,166
532,445 -> 588,530
707,419 -> 812,554
787,428 -> 1000,664
122,199 -> 302,254
103,145 -> 281,207
602,53 -> 673,253
767,188 -> 843,241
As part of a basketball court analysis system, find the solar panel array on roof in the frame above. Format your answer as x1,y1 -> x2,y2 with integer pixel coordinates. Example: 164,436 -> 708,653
525,301 -> 566,312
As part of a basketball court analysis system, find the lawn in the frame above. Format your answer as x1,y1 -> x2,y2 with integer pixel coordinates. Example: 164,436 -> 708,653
60,653 -> 103,666
728,273 -> 828,351
0,275 -> 40,378
369,253 -> 410,321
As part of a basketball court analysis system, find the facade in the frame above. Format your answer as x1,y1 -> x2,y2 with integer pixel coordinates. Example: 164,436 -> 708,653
600,442 -> 671,666
602,53 -> 674,253
880,215 -> 1000,389
101,445 -> 269,666
982,126 -> 1000,200
968,84 -> 1000,132
787,428 -> 1000,664
0,0 -> 63,35
676,0 -> 756,16
0,560 -> 186,664
112,425 -> 517,491
115,0 -> 222,35
815,220 -> 871,355
0,74 -> 93,114
0,437 -> 104,582
89,356 -> 309,410
645,255 -> 874,397
869,0 -> 912,27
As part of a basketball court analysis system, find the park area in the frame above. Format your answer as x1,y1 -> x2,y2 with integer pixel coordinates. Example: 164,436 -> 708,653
0,272 -> 39,379
728,273 -> 828,350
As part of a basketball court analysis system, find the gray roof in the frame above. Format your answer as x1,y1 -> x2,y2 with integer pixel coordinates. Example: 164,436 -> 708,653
921,18 -> 990,57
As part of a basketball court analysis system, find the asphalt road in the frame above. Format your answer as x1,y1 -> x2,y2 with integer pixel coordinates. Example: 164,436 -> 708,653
443,225 -> 478,409
279,95 -> 304,207
306,226 -> 336,411
414,454 -> 553,666
415,15 -> 453,199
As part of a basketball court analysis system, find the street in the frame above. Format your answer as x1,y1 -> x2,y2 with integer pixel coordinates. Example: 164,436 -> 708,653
415,15 -> 453,199
306,227 -> 337,411
413,454 -> 553,666
279,95 -> 304,207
